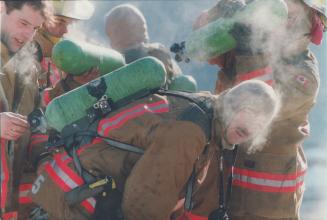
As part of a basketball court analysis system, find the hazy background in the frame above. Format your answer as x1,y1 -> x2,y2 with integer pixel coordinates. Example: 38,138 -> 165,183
68,1 -> 327,219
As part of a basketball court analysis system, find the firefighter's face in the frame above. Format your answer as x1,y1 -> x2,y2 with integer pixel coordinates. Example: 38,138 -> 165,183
1,4 -> 44,53
225,109 -> 265,145
45,16 -> 74,38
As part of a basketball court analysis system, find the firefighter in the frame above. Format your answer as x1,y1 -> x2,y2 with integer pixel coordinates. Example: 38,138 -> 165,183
192,0 -> 325,219
29,80 -> 279,220
0,1 -> 51,219
34,0 -> 95,89
105,4 -> 182,81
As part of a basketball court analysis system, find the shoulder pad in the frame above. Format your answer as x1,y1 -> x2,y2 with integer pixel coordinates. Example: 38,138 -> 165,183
159,90 -> 213,141
177,103 -> 212,141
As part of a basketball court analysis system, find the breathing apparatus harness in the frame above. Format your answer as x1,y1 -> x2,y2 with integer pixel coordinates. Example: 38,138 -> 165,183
31,84 -> 238,219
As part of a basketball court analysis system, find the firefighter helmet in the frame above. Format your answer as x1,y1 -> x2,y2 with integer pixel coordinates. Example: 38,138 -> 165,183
303,0 -> 327,29
52,0 -> 95,20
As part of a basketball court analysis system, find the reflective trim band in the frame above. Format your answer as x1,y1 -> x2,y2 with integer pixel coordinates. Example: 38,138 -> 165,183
43,89 -> 51,106
232,167 -> 306,192
236,66 -> 273,86
19,184 -> 33,204
98,100 -> 169,136
53,154 -> 83,186
177,212 -> 208,220
1,139 -> 9,209
44,155 -> 95,214
2,211 -> 18,220
28,134 -> 49,156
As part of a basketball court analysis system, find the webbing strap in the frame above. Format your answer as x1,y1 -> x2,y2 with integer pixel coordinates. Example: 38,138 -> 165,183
184,168 -> 196,211
225,146 -> 238,207
101,137 -> 144,155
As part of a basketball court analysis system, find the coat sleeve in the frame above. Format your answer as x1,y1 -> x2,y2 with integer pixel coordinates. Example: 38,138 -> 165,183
274,51 -> 319,118
122,121 -> 207,220
42,75 -> 82,106
27,132 -> 49,169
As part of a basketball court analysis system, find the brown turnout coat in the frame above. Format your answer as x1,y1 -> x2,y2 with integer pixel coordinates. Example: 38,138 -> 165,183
30,92 -> 223,220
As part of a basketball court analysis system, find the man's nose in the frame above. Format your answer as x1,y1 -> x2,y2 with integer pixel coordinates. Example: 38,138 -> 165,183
61,25 -> 69,35
22,27 -> 35,41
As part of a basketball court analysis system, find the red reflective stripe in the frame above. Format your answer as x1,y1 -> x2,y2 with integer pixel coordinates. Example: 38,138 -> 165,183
2,211 -> 18,220
236,66 -> 273,82
81,200 -> 95,214
19,184 -> 33,204
55,142 -> 100,165
43,89 -> 51,106
265,79 -> 274,86
53,154 -> 84,185
44,158 -> 95,214
233,179 -> 304,193
19,183 -> 32,191
30,134 -> 49,140
44,163 -> 71,192
98,100 -> 169,136
19,197 -> 33,204
28,134 -> 48,156
98,100 -> 168,128
178,212 -> 208,220
30,138 -> 48,146
233,168 -> 306,181
92,137 -> 104,144
1,139 -> 9,209
77,139 -> 107,155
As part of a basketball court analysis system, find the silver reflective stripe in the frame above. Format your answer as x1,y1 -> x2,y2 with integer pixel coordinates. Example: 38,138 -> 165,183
61,154 -> 71,162
233,174 -> 305,188
51,161 -> 96,208
19,190 -> 29,198
99,103 -> 169,135
87,198 -> 96,207
51,161 -> 78,189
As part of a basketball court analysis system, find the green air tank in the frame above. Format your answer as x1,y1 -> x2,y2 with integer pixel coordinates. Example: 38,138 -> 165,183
52,39 -> 125,76
46,57 -> 166,132
185,0 -> 288,61
168,75 -> 198,92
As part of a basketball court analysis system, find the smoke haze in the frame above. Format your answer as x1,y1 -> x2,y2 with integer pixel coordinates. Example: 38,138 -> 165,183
64,1 -> 327,219
3,0 -> 323,219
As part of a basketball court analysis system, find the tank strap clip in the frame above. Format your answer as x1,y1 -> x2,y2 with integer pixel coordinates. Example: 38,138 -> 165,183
93,95 -> 110,111
87,95 -> 113,121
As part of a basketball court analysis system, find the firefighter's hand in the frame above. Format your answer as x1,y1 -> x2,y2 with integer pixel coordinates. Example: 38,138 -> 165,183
0,112 -> 29,141
73,66 -> 100,85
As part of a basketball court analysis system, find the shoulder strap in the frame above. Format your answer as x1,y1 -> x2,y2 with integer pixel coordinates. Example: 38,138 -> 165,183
157,90 -> 216,212
157,89 -> 213,141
